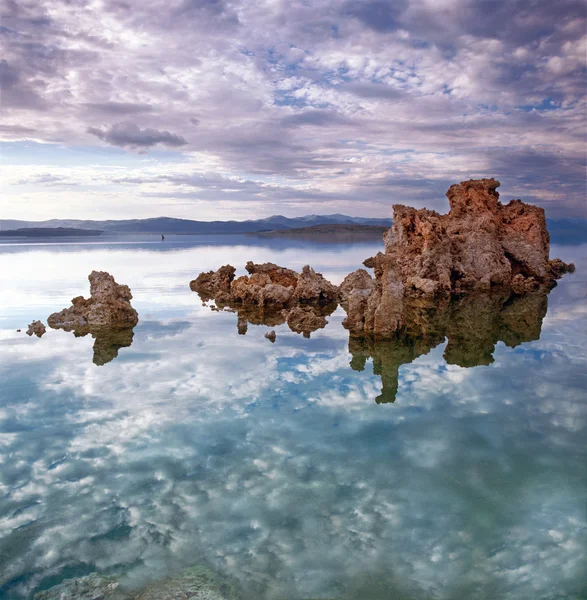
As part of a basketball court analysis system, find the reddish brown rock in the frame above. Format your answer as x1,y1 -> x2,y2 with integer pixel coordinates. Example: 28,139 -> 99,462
346,179 -> 574,336
245,261 -> 299,288
511,274 -> 540,295
26,320 -> 46,337
339,269 -> 375,333
264,330 -> 277,343
548,258 -> 575,279
230,273 -> 294,306
338,268 -> 374,304
191,262 -> 338,309
48,271 -> 139,329
189,265 -> 236,298
292,265 -> 339,304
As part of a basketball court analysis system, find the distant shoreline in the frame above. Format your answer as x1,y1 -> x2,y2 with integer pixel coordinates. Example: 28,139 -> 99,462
0,227 -> 103,238
249,224 -> 388,238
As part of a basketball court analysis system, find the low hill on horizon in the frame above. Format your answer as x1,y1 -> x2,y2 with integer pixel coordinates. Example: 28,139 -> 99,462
0,214 -> 393,235
0,215 -> 585,244
251,223 -> 389,238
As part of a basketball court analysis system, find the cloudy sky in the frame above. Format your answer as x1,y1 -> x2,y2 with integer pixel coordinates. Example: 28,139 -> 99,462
1,0 -> 586,221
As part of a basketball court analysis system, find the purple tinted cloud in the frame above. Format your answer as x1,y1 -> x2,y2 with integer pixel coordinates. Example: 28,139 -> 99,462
87,123 -> 188,148
0,0 -> 585,217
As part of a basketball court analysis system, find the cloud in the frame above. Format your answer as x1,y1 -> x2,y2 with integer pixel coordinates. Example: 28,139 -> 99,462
342,81 -> 407,99
0,0 -> 584,218
16,173 -> 65,185
280,109 -> 356,128
0,60 -> 48,110
343,0 -> 409,33
84,102 -> 156,116
87,123 -> 188,149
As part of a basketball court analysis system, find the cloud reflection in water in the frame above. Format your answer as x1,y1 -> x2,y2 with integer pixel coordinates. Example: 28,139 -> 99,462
0,239 -> 585,599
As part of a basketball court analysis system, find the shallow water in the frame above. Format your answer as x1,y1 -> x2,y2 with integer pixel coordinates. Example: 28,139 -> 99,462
0,235 -> 586,600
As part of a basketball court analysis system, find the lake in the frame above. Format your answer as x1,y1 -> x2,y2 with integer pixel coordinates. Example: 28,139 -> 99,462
0,234 -> 586,600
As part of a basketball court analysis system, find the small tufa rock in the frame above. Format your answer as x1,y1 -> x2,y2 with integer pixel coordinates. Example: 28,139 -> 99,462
48,271 -> 138,329
264,330 -> 277,343
26,320 -> 46,337
189,264 -> 236,298
292,265 -> 339,304
548,258 -> 575,279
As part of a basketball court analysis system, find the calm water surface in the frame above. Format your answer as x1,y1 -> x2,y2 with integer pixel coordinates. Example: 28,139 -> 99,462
0,235 -> 586,599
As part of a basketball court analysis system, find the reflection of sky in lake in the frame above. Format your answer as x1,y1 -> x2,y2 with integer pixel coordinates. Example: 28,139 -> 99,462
0,237 -> 586,600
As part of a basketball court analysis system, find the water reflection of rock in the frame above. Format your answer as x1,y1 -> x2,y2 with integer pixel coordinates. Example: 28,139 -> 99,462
208,297 -> 337,337
349,290 -> 548,403
56,326 -> 135,366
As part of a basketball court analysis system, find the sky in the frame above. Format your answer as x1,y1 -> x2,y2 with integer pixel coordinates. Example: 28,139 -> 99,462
0,0 -> 586,221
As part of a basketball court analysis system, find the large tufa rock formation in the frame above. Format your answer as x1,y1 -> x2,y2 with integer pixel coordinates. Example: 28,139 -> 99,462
344,179 -> 574,336
48,271 -> 139,329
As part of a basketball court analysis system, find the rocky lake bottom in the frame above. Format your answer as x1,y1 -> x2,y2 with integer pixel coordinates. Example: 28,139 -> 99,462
0,234 -> 586,599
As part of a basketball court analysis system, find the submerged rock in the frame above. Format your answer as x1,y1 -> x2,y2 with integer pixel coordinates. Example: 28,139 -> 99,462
34,573 -> 127,600
48,271 -> 139,329
33,566 -> 239,600
345,179 -> 574,336
133,566 -> 239,600
26,320 -> 46,337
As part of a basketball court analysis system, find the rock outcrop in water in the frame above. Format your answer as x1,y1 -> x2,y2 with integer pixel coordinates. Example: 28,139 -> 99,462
190,261 -> 338,335
189,264 -> 236,301
350,290 -> 549,403
344,179 -> 574,336
45,271 -> 138,365
48,271 -> 139,329
26,320 -> 46,337
190,262 -> 338,308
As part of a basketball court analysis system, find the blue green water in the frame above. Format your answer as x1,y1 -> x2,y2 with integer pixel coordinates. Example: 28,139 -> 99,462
0,235 -> 586,599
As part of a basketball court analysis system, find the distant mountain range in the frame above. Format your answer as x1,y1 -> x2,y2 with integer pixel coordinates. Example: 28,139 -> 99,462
0,214 -> 393,235
0,214 -> 585,244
